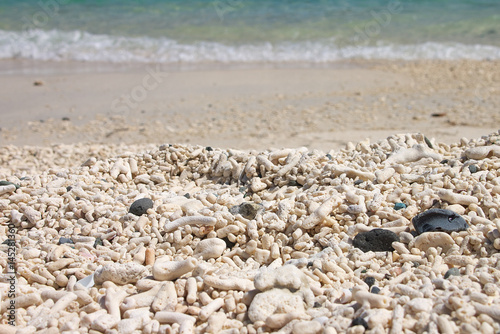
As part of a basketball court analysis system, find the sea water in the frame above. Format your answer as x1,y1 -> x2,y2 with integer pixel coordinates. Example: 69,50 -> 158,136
0,0 -> 499,63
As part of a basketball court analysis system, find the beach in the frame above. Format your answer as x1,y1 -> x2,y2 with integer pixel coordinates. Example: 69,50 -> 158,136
1,59 -> 499,154
1,58 -> 500,334
2,0 -> 500,333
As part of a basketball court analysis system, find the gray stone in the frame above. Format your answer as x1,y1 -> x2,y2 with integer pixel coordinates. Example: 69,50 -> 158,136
412,208 -> 468,235
129,198 -> 153,216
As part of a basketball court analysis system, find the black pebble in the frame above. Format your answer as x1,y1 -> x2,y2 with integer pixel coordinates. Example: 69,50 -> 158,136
59,237 -> 74,245
370,286 -> 381,294
444,268 -> 460,279
468,165 -> 478,173
353,229 -> 399,252
313,302 -> 322,308
354,179 -> 364,186
75,196 -> 81,201
412,208 -> 468,234
350,317 -> 369,329
129,198 -> 154,216
206,146 -> 213,151
66,186 -> 72,192
364,276 -> 376,288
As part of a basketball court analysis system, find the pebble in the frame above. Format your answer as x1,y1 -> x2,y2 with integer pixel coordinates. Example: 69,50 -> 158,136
94,262 -> 147,285
350,317 -> 369,329
0,180 -> 20,189
413,231 -> 455,252
412,208 -> 468,234
58,237 -> 74,245
193,238 -> 226,260
468,164 -> 479,173
394,202 -> 406,210
248,288 -> 305,323
230,202 -> 261,220
129,198 -> 153,216
444,268 -> 460,279
293,320 -> 322,334
364,276 -> 376,288
352,229 -> 399,252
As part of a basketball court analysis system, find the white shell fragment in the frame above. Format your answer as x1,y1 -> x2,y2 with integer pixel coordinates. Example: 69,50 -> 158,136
193,238 -> 226,260
94,262 -> 147,285
413,232 -> 455,252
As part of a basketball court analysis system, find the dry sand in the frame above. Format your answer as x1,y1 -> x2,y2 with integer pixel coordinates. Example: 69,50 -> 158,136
0,59 -> 500,334
1,59 -> 499,154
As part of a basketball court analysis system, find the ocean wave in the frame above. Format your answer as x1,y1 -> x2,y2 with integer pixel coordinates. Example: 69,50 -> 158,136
1,29 -> 500,63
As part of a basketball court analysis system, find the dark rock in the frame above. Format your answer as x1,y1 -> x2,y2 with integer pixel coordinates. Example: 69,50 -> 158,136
354,179 -> 364,186
0,181 -> 20,189
205,146 -> 213,151
222,237 -> 236,249
62,117 -> 70,121
431,112 -> 446,118
231,202 -> 261,220
370,286 -> 381,294
66,186 -> 72,192
350,317 -> 369,329
59,237 -> 74,245
94,237 -> 103,248
444,268 -> 460,279
353,229 -> 399,252
412,208 -> 468,235
424,136 -> 433,148
313,301 -> 322,308
364,276 -> 376,288
468,164 -> 478,173
394,202 -> 406,210
129,198 -> 154,216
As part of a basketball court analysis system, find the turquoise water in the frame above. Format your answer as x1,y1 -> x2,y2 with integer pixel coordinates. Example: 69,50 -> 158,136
0,0 -> 499,62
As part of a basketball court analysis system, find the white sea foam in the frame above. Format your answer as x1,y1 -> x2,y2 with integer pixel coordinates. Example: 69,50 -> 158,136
1,29 -> 500,63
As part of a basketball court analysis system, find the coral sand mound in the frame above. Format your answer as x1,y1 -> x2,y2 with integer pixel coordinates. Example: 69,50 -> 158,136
1,131 -> 500,333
